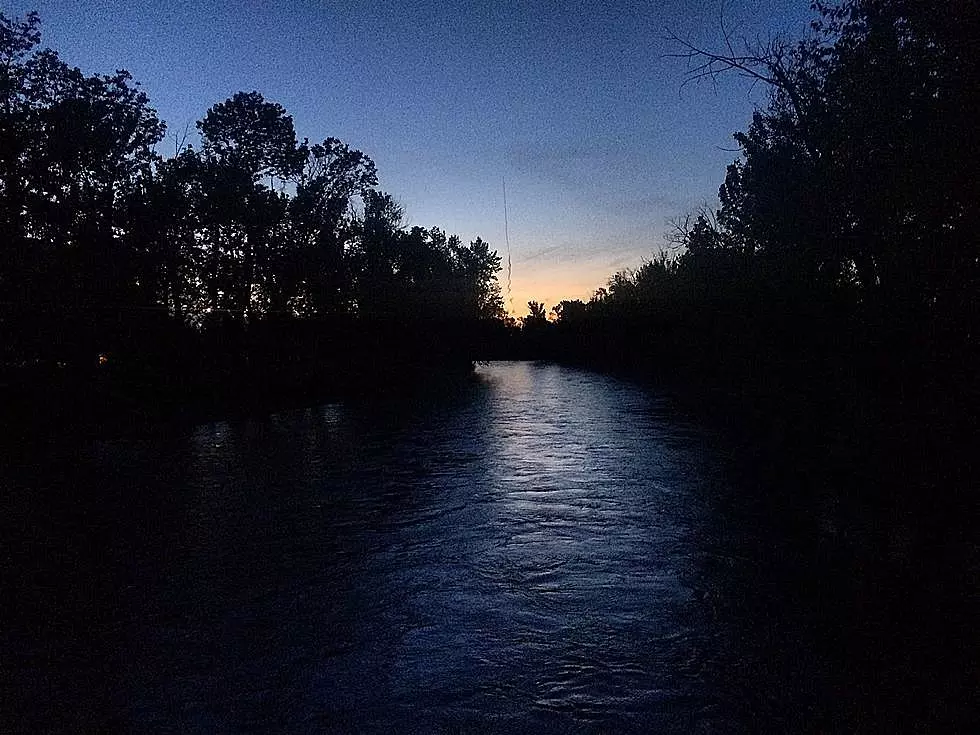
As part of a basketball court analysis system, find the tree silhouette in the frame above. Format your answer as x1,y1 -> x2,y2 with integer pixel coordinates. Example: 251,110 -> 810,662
287,138 -> 378,316
193,92 -> 302,322
0,10 -> 508,423
526,301 -> 547,323
197,91 -> 304,182
528,0 -> 979,415
0,11 -> 165,365
671,0 -> 980,329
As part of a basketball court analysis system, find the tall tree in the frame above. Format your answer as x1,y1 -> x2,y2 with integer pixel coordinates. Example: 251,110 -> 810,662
195,92 -> 302,322
286,138 -> 377,316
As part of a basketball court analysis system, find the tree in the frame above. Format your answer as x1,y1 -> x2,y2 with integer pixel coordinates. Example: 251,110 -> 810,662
195,92 -> 303,322
523,300 -> 548,327
126,149 -> 202,321
457,237 -> 505,321
0,11 -> 165,363
286,138 -> 378,316
352,190 -> 404,319
0,11 -> 508,383
197,91 -> 303,182
552,299 -> 587,323
671,0 -> 980,330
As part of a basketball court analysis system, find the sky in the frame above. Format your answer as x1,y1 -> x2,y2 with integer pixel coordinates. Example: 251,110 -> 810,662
8,0 -> 814,314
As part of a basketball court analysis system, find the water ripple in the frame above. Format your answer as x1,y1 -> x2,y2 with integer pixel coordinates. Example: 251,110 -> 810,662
5,361 -> 892,733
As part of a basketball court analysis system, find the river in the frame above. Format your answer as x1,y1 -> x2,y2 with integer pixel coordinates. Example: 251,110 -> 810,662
2,361 -> 974,732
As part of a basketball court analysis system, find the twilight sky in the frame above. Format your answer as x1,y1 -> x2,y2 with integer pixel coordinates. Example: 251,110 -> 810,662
12,0 -> 813,313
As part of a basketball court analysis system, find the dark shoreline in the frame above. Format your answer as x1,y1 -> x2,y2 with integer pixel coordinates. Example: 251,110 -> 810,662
1,352 -> 478,444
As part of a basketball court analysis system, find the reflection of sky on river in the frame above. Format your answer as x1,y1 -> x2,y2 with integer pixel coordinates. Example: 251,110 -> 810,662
7,362 -> 966,732
160,363 -> 722,729
458,363 -> 708,724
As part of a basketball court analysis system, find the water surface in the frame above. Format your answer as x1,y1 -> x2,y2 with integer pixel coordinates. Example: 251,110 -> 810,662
2,362 -> 972,732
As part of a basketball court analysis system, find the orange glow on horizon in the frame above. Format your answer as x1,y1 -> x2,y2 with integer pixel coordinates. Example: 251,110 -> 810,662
504,267 -> 612,318
496,234 -> 652,318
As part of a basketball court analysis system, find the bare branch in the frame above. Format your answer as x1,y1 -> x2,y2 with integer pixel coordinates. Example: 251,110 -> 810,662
663,11 -> 819,159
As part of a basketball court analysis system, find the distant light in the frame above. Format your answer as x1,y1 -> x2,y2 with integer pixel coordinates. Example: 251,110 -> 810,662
98,353 -> 109,366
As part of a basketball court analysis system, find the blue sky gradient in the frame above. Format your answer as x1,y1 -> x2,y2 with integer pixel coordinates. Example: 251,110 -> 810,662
11,0 -> 814,311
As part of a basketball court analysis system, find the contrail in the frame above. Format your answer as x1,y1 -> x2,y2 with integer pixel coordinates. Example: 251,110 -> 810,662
502,177 -> 513,313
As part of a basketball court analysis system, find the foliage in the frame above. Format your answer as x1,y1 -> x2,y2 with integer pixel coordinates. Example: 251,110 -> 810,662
0,11 -> 166,363
525,0 -> 979,445
0,11 -> 505,377
547,0 -> 977,345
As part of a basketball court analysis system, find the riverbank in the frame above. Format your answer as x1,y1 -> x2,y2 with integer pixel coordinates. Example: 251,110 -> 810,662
499,313 -> 978,495
491,318 -> 980,605
1,338 -> 478,442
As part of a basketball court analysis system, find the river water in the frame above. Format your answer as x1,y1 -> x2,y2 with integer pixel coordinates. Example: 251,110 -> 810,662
2,362 -> 974,732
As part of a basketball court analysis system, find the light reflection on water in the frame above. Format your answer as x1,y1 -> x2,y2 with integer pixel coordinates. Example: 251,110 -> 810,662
180,361 -> 724,732
3,361 -> 965,732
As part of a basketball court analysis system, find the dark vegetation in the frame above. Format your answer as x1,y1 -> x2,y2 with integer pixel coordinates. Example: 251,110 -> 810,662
0,12 -> 506,434
509,0 -> 978,499
1,0 -> 976,476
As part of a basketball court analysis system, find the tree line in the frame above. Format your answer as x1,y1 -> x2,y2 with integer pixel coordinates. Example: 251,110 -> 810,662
0,11 -> 504,413
518,1 -> 976,407
3,1 -> 976,433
